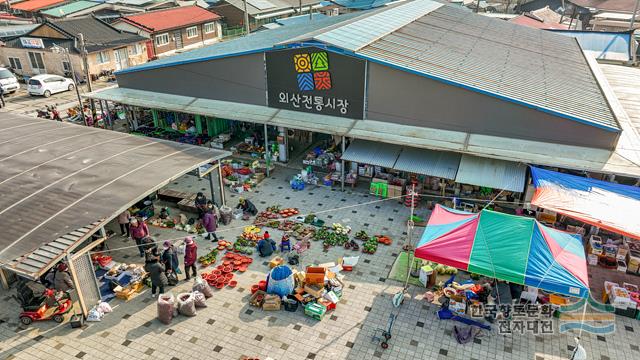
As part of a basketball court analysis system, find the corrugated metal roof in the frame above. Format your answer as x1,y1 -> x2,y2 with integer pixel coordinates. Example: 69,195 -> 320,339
551,30 -> 631,62
341,139 -> 402,168
6,222 -> 101,278
41,1 -> 100,17
356,4 -> 618,131
393,147 -> 460,179
455,154 -> 526,192
0,113 -> 230,266
314,0 -> 442,52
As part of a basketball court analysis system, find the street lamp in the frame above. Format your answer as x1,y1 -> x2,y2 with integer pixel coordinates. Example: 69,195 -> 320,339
51,43 -> 87,126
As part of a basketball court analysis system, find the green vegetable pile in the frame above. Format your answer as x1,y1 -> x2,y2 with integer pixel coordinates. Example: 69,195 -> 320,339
362,237 -> 378,254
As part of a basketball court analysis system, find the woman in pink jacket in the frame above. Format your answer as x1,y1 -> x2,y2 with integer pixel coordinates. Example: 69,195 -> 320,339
183,237 -> 198,280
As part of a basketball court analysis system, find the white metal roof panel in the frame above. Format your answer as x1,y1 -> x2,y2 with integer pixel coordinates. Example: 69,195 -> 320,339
341,139 -> 402,168
455,154 -> 527,192
313,0 -> 443,52
393,147 -> 460,179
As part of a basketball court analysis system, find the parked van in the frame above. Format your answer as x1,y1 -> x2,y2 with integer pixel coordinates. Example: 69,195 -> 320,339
0,67 -> 19,94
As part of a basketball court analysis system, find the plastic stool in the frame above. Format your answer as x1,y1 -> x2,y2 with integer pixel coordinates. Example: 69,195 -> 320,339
280,240 -> 291,252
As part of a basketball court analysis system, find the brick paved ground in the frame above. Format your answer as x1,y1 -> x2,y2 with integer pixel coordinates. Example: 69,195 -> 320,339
0,166 -> 637,360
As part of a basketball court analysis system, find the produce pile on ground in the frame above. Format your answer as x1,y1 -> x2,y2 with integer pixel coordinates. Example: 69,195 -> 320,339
216,240 -> 233,251
362,237 -> 379,254
423,261 -> 458,275
313,223 -> 351,249
198,248 -> 219,267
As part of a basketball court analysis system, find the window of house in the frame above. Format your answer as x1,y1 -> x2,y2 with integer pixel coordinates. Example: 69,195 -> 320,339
130,43 -> 142,55
8,57 -> 22,71
27,52 -> 45,72
203,22 -> 215,34
186,26 -> 198,38
155,33 -> 169,46
96,51 -> 110,64
62,60 -> 71,72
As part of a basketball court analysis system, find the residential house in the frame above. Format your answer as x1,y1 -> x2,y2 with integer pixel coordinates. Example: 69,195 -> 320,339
10,0 -> 69,18
112,5 -> 222,58
210,0 -> 324,31
509,6 -> 572,29
0,15 -> 148,78
40,0 -> 181,22
565,0 -> 639,30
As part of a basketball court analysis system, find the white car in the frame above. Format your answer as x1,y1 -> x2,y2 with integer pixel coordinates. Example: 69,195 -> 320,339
0,67 -> 19,94
28,74 -> 75,97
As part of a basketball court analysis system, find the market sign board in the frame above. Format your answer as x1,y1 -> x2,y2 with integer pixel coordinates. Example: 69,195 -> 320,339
20,37 -> 45,49
266,47 -> 366,119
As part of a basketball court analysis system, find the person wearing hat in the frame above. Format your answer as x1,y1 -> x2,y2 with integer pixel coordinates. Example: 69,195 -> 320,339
161,240 -> 181,277
183,237 -> 198,280
129,217 -> 149,257
236,197 -> 258,216
53,263 -> 74,292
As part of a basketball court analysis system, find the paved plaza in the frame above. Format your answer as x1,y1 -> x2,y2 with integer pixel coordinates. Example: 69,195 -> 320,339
0,166 -> 638,360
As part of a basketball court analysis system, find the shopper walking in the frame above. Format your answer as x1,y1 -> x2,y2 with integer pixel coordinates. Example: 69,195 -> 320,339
145,256 -> 168,297
183,237 -> 198,281
129,217 -> 149,257
118,210 -> 130,237
0,86 -> 5,108
202,207 -> 219,241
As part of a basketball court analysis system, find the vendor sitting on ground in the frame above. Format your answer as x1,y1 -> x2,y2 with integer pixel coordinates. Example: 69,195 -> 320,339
257,234 -> 276,257
237,197 -> 258,216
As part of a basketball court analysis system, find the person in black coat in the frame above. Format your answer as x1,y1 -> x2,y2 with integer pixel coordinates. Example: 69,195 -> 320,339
144,256 -> 168,296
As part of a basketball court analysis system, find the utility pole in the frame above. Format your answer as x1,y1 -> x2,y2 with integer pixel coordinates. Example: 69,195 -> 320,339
630,0 -> 640,30
299,0 -> 302,14
243,0 -> 250,35
475,0 -> 481,13
52,44 -> 86,126
78,33 -> 95,117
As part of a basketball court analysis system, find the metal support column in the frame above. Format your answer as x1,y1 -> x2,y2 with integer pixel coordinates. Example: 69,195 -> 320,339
209,172 -> 216,205
341,136 -> 345,192
264,123 -> 270,177
217,160 -> 226,206
104,101 -> 113,130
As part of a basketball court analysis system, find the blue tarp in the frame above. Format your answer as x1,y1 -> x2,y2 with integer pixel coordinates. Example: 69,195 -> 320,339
530,166 -> 640,239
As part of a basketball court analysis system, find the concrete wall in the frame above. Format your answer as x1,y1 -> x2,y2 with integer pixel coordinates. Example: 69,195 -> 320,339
365,62 -> 618,150
116,52 -> 266,106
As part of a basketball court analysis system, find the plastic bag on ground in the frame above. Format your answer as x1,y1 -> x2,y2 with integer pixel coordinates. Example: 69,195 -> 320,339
97,301 -> 112,313
177,292 -> 197,316
193,290 -> 207,308
157,293 -> 175,325
86,308 -> 103,322
192,277 -> 214,298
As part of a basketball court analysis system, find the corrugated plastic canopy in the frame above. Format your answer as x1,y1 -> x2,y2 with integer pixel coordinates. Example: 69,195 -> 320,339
531,166 -> 640,240
341,139 -> 402,168
0,113 -> 230,270
455,154 -> 526,192
393,147 -> 460,179
416,205 -> 589,298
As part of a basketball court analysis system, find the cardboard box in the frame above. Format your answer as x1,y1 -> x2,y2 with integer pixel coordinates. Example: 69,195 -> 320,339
269,257 -> 284,268
627,254 -> 640,273
587,254 -> 598,266
294,272 -> 306,286
305,266 -> 326,285
323,291 -> 339,304
449,300 -> 466,316
262,295 -> 281,311
304,303 -> 327,321
304,284 -> 326,298
317,298 -> 336,311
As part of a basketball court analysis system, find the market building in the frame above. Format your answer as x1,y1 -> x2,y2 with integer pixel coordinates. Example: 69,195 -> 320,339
0,15 -> 149,77
87,0 -> 640,204
112,5 -> 222,58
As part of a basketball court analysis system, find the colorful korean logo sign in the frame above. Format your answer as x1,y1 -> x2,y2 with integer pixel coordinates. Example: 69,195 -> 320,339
266,47 -> 366,119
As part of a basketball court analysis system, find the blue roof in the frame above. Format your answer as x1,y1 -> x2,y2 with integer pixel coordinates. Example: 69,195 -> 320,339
330,0 -> 391,9
550,30 -> 632,62
117,11 -> 366,74
275,13 -> 328,26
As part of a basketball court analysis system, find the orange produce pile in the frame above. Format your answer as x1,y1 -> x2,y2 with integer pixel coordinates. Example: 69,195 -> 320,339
279,208 -> 299,217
